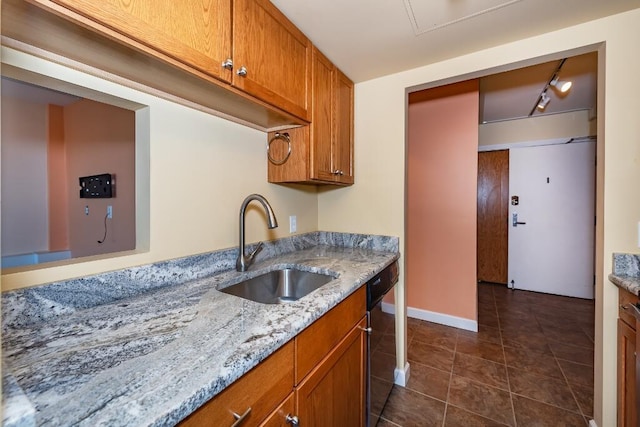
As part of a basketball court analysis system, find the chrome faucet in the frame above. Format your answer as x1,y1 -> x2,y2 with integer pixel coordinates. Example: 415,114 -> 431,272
236,194 -> 278,272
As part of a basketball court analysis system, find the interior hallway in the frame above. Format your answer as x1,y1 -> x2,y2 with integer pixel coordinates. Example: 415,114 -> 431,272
379,282 -> 595,426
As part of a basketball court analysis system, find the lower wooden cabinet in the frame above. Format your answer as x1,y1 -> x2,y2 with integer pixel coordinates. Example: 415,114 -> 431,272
296,317 -> 367,427
618,288 -> 639,427
180,286 -> 367,426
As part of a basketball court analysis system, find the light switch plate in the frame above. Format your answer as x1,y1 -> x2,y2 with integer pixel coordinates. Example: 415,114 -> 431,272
289,215 -> 297,233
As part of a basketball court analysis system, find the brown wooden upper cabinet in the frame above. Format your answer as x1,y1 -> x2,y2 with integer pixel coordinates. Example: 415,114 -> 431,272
268,47 -> 354,186
232,0 -> 311,122
47,0 -> 311,121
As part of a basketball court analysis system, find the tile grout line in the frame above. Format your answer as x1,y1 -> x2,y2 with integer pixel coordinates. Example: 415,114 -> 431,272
535,302 -> 592,421
496,289 -> 518,427
441,329 -> 459,426
554,349 -> 592,421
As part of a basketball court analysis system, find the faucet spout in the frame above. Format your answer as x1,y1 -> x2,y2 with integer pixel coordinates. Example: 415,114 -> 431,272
236,194 -> 278,272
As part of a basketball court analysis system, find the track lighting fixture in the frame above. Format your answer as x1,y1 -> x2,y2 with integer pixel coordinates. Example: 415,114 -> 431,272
550,77 -> 572,93
537,92 -> 550,110
529,58 -> 572,116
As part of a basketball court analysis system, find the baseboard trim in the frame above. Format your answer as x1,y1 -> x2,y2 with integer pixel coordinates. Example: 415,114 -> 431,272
381,301 -> 395,314
394,362 -> 410,387
409,306 -> 478,332
382,302 -> 477,332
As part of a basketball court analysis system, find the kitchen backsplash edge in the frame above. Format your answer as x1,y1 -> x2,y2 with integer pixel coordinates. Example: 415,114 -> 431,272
2,231 -> 399,330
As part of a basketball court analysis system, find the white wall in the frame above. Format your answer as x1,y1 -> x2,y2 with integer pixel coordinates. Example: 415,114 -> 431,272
1,47 -> 319,289
1,96 -> 49,255
318,8 -> 640,426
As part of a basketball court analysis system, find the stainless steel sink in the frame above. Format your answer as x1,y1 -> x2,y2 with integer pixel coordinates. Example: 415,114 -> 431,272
220,268 -> 335,304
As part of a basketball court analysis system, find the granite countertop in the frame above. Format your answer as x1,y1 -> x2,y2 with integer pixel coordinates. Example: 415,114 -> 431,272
2,232 -> 399,427
609,253 -> 640,296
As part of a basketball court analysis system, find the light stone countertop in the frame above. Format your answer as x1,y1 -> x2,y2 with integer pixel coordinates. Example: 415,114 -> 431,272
2,232 -> 399,427
609,253 -> 640,296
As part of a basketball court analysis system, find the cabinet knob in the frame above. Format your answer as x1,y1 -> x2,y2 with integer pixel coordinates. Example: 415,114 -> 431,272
286,414 -> 299,426
237,66 -> 248,77
333,169 -> 344,176
222,58 -> 233,70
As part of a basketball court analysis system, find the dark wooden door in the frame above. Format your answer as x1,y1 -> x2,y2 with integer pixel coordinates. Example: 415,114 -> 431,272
477,150 -> 509,284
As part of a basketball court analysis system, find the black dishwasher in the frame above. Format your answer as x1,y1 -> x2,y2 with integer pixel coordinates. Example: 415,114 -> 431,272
366,261 -> 399,426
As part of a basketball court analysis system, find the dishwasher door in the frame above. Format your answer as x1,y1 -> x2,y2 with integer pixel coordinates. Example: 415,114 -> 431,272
368,298 -> 397,426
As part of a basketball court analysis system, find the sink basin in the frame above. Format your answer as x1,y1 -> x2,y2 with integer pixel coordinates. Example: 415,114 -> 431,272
220,268 -> 335,304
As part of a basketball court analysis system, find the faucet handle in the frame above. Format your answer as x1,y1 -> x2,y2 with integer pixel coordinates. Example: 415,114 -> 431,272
248,241 -> 264,261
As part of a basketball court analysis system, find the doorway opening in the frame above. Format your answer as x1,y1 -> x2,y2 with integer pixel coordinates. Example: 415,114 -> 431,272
404,49 -> 598,423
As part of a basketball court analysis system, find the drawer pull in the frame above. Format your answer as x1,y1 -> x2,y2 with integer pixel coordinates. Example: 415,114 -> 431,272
231,407 -> 251,427
621,303 -> 640,320
286,414 -> 299,426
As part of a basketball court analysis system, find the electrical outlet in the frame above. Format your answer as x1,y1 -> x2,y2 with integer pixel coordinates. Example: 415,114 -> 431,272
289,215 -> 297,233
107,205 -> 113,219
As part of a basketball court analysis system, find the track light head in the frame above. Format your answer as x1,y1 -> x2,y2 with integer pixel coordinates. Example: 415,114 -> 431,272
537,92 -> 551,110
550,77 -> 572,93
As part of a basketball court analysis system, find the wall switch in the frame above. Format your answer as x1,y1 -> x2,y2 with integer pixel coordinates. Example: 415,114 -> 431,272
107,205 -> 113,219
85,206 -> 89,215
289,215 -> 297,233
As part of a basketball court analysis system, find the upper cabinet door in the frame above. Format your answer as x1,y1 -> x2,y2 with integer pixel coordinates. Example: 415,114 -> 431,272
311,47 -> 336,182
51,0 -> 233,82
333,69 -> 354,185
232,0 -> 311,122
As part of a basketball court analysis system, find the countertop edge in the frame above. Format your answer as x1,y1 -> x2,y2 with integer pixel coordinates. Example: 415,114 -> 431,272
609,273 -> 640,296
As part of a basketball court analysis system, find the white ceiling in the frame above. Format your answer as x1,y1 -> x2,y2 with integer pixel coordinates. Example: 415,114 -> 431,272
272,0 -> 627,122
272,0 -> 638,83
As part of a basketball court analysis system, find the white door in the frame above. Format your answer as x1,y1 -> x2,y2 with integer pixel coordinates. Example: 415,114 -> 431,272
508,141 -> 595,299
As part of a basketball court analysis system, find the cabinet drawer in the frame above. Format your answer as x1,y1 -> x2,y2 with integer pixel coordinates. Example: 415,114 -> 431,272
295,286 -> 366,383
179,340 -> 294,427
619,288 -> 640,330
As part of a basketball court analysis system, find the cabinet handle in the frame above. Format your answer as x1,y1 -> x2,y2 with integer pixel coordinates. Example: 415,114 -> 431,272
230,407 -> 251,427
286,414 -> 299,426
358,326 -> 372,334
222,58 -> 233,70
237,66 -> 248,77
332,169 -> 344,176
621,303 -> 640,320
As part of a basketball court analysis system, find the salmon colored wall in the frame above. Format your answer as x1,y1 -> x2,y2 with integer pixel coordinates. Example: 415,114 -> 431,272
47,105 -> 69,251
64,99 -> 135,258
1,95 -> 49,255
406,80 -> 479,323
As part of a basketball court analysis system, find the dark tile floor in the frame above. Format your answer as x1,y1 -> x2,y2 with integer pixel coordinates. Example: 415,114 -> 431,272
379,282 -> 595,426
